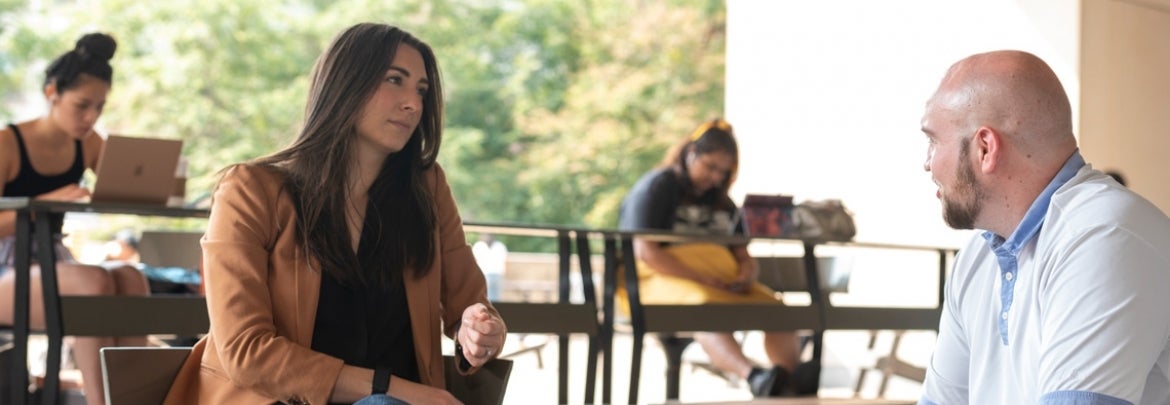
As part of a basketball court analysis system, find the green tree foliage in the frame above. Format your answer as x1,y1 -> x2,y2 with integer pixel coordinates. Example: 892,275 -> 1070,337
0,0 -> 724,252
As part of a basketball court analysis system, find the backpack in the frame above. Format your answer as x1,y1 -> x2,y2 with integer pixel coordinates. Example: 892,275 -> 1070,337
791,199 -> 857,242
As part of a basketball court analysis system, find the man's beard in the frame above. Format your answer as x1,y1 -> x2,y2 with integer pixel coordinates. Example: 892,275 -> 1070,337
942,139 -> 982,230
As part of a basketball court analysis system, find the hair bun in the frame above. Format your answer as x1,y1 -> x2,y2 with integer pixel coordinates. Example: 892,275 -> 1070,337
75,33 -> 117,61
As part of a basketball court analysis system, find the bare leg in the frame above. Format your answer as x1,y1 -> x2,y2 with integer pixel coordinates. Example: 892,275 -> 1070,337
106,264 -> 150,347
1,263 -> 118,405
694,332 -> 755,379
763,331 -> 800,372
70,335 -> 115,405
105,264 -> 148,298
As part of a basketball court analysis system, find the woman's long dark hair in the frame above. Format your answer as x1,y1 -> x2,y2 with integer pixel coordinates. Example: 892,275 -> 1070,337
659,118 -> 739,208
45,33 -> 117,90
253,23 -> 444,289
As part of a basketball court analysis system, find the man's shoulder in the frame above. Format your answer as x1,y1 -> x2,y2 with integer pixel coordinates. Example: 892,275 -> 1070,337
1049,170 -> 1170,236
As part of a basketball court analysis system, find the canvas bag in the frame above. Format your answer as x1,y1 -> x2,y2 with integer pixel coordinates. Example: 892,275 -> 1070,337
791,199 -> 856,241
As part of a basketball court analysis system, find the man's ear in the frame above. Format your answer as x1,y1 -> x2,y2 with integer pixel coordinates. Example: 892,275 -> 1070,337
974,126 -> 1001,173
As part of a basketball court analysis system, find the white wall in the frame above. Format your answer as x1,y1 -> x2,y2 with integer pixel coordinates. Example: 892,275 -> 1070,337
726,0 -> 1080,248
1080,0 -> 1170,214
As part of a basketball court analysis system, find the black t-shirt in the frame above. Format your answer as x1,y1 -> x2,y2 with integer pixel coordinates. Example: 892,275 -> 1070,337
619,168 -> 743,242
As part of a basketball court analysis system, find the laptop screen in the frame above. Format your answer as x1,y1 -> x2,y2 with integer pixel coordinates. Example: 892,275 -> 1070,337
90,135 -> 182,205
741,194 -> 795,237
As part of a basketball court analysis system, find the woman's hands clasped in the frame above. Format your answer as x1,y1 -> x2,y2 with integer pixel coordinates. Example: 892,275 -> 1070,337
456,303 -> 507,368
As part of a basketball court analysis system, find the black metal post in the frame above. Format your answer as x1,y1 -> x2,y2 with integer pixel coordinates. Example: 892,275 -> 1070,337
11,210 -> 31,405
34,212 -> 61,405
601,236 -> 617,405
621,236 -> 643,405
556,231 -> 571,405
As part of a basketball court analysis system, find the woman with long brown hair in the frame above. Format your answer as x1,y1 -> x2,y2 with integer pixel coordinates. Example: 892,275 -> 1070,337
164,23 -> 506,404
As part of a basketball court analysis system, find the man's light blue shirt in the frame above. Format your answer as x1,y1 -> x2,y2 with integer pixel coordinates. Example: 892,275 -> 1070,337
919,151 -> 1170,405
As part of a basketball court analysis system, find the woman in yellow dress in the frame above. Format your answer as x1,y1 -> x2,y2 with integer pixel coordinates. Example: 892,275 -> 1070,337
618,118 -> 816,397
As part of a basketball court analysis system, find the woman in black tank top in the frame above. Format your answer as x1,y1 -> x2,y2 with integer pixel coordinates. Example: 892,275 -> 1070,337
0,33 -> 151,405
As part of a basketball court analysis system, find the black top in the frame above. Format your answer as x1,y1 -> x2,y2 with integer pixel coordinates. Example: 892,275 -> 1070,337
311,203 -> 419,403
3,123 -> 86,234
619,167 -> 743,245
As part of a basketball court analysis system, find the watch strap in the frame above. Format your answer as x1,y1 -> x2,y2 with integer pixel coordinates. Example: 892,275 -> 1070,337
454,340 -> 472,370
372,366 -> 392,395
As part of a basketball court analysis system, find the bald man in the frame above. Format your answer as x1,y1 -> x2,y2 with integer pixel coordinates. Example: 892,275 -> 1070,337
918,50 -> 1170,405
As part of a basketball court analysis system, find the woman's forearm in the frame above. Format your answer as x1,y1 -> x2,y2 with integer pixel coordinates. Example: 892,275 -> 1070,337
330,365 -> 374,403
0,210 -> 16,239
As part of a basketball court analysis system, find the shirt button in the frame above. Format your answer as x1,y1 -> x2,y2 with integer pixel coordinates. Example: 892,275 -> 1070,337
1004,272 -> 1013,281
1002,312 -> 1009,320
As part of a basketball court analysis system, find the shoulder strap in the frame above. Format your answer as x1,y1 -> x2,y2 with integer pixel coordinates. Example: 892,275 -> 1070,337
7,124 -> 35,173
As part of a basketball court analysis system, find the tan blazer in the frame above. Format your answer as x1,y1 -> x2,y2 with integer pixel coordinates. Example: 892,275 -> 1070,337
164,163 -> 494,405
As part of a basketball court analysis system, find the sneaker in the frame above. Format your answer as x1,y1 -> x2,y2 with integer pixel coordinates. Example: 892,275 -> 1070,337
747,366 -> 790,397
788,361 -> 820,396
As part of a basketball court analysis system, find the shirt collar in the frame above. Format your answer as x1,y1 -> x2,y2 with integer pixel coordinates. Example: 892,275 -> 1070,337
981,150 -> 1085,253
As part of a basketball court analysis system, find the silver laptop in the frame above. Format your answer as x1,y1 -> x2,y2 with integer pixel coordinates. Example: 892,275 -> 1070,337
100,347 -> 191,405
90,135 -> 182,205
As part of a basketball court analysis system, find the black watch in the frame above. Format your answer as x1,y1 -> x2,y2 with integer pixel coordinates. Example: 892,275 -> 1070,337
454,340 -> 472,370
372,366 -> 392,395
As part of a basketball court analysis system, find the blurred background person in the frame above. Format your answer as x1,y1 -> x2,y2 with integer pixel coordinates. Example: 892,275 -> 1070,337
0,32 -> 149,405
472,233 -> 507,302
618,118 -> 816,397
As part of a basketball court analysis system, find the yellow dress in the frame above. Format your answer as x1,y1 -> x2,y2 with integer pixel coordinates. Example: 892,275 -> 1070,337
617,242 -> 782,314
